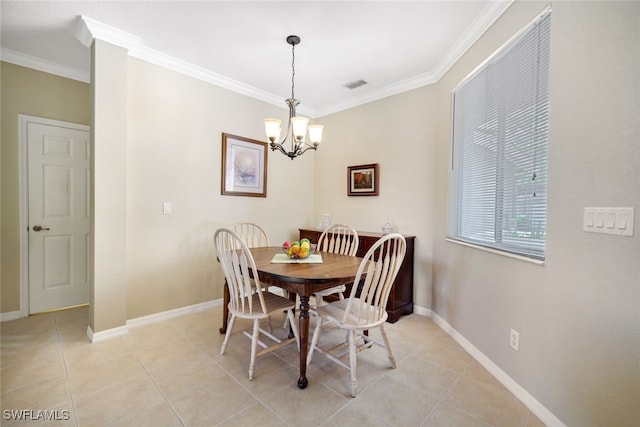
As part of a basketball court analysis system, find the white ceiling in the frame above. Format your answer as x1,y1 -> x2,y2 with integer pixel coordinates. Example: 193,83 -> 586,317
0,1 -> 512,117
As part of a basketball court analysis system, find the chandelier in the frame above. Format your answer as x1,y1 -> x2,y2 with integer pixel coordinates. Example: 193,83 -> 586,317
264,35 -> 323,160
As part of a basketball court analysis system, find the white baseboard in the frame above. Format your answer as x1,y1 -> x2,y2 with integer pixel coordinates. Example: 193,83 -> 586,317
87,324 -> 128,343
127,299 -> 221,328
412,304 -> 431,317
0,310 -> 22,322
430,311 -> 566,427
87,298 -> 223,342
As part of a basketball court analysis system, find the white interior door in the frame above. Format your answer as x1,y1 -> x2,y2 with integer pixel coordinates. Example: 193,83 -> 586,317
27,121 -> 91,313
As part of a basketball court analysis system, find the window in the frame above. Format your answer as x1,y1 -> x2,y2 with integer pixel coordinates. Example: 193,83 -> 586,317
447,8 -> 551,261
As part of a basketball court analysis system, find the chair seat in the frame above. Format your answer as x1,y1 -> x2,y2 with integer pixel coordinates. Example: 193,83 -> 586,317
314,285 -> 346,298
315,298 -> 387,330
229,291 -> 296,319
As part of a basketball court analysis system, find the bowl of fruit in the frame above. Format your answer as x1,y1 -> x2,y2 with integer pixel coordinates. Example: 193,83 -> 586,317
282,238 -> 316,259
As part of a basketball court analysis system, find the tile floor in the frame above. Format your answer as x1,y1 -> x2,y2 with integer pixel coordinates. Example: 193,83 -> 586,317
1,305 -> 546,426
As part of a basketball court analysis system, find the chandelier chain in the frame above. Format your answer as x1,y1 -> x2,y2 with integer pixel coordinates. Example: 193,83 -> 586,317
290,43 -> 296,100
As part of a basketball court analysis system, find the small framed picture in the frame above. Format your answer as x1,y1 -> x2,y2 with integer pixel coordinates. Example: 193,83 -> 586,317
221,133 -> 268,197
348,163 -> 379,196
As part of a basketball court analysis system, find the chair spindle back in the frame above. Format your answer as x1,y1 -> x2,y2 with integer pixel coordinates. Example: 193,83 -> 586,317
232,222 -> 270,248
318,224 -> 359,256
215,228 -> 267,315
344,233 -> 406,325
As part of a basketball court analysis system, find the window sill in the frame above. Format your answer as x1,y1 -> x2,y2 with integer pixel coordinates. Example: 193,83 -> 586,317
445,238 -> 545,266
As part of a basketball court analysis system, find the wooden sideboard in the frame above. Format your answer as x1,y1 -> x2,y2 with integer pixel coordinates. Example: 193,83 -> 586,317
299,228 -> 414,322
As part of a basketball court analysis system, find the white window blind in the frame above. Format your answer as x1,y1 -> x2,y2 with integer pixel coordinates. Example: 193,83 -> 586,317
447,8 -> 551,261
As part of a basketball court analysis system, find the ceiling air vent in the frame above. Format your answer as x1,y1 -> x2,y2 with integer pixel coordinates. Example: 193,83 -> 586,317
344,79 -> 367,90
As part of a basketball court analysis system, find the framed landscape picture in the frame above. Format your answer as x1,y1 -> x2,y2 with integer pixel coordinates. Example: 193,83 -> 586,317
348,163 -> 379,196
221,133 -> 267,197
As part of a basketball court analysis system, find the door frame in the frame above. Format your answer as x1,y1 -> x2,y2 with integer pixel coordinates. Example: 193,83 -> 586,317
18,114 -> 91,317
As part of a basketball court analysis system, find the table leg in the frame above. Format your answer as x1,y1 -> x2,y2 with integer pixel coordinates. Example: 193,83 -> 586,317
219,280 -> 229,334
297,294 -> 310,389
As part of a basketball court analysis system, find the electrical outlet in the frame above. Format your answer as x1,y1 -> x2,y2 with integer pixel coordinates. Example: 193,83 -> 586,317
510,328 -> 520,351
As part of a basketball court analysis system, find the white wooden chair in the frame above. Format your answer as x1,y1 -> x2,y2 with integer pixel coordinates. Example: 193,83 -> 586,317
306,233 -> 406,397
232,222 -> 270,248
283,224 -> 359,331
313,224 -> 359,305
232,222 -> 273,294
228,222 -> 274,327
215,228 -> 299,380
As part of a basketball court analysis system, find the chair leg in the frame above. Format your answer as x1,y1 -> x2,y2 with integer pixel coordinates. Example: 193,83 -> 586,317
249,319 -> 260,381
266,317 -> 274,334
286,309 -> 300,350
307,317 -> 324,365
220,314 -> 236,355
379,324 -> 396,369
283,291 -> 295,329
348,329 -> 358,397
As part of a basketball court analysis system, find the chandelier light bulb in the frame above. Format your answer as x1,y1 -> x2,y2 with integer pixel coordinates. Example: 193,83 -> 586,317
264,118 -> 282,142
291,116 -> 309,141
308,125 -> 323,145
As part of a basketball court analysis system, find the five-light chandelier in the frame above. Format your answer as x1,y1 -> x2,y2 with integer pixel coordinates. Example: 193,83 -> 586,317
264,35 -> 323,160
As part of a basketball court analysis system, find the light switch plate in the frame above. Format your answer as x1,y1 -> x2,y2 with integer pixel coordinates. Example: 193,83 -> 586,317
163,202 -> 172,215
583,207 -> 634,236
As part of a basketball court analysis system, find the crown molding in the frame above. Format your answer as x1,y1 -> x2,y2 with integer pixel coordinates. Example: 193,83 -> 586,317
76,15 -> 141,50
0,48 -> 89,83
316,71 -> 439,117
75,16 -> 300,115
317,0 -> 515,117
431,0 -> 514,80
316,0 -> 513,117
7,4 -> 512,117
128,45 -> 302,115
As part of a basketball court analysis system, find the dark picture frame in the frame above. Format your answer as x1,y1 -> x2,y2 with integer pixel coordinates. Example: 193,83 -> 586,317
348,163 -> 379,196
221,133 -> 268,197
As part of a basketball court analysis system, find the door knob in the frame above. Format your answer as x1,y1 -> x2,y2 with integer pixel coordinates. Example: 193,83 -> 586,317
32,225 -> 50,232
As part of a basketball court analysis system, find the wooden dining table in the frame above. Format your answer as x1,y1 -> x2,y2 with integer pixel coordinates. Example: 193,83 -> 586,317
219,246 -> 363,389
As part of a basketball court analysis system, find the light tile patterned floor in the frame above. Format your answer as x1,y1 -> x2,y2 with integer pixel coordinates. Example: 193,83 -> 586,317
0,305 -> 546,426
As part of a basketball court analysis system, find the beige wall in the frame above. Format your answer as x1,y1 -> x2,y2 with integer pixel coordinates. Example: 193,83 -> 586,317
315,85 -> 438,310
90,40 -> 129,332
0,62 -> 90,313
317,2 -> 638,426
435,3 -> 638,426
0,56 -> 316,320
124,57 -> 316,319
